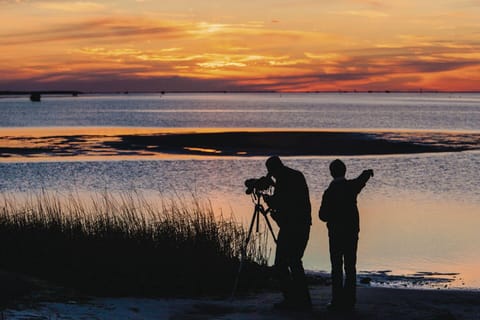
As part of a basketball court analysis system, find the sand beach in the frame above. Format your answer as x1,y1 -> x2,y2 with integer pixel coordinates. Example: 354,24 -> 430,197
2,268 -> 479,320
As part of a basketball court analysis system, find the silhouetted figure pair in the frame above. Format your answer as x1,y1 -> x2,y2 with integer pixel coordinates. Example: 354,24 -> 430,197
319,159 -> 374,311
259,156 -> 373,312
263,156 -> 312,311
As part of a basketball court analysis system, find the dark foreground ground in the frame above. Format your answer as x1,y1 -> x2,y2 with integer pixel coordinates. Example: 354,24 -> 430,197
2,270 -> 479,320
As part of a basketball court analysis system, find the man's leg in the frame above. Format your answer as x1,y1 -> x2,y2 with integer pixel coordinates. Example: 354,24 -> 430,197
329,234 -> 344,307
274,229 -> 292,303
289,226 -> 311,308
343,234 -> 358,309
290,259 -> 311,307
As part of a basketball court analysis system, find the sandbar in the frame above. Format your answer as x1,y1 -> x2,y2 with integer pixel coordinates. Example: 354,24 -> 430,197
0,128 -> 479,161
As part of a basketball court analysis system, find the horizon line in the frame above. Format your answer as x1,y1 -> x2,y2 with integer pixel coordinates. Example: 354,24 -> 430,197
2,90 -> 480,96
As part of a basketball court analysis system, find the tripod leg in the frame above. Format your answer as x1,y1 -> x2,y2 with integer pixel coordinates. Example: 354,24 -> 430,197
231,208 -> 259,300
256,205 -> 260,233
264,214 -> 278,243
245,208 -> 258,246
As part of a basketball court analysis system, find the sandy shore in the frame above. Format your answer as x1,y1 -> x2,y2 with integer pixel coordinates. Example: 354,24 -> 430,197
2,284 -> 479,319
1,128 -> 479,160
1,269 -> 479,319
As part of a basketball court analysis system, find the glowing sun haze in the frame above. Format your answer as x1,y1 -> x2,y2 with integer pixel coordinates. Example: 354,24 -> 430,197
1,0 -> 480,92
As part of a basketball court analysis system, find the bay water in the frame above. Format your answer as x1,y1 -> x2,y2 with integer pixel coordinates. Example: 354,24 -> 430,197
1,93 -> 479,288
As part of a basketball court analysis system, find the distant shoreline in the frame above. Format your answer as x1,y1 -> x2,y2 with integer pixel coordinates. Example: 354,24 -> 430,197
1,129 -> 479,161
3,90 -> 480,96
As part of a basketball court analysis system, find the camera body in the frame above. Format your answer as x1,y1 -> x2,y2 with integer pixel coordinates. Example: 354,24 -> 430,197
244,176 -> 274,196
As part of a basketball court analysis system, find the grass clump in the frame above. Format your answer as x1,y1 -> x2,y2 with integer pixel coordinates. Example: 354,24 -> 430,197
0,191 -> 269,296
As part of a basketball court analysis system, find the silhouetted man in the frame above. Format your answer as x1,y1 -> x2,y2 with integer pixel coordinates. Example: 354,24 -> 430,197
319,159 -> 373,311
263,156 -> 312,311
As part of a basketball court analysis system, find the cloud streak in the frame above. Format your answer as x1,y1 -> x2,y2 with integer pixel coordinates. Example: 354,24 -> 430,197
0,18 -> 189,46
3,41 -> 480,92
33,1 -> 106,12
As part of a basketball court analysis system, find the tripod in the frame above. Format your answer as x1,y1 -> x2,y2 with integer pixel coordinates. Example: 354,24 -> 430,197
231,192 -> 277,299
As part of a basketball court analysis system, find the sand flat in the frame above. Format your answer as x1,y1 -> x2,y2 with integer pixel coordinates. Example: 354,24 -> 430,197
1,127 -> 479,162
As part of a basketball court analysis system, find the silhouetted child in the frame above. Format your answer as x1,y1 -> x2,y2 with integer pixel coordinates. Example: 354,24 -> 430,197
319,159 -> 373,311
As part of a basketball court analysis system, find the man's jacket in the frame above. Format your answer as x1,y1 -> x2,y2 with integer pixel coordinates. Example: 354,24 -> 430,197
267,166 -> 311,228
319,171 -> 371,234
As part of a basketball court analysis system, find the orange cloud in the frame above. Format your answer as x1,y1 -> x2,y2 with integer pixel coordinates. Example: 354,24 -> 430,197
1,1 -> 480,91
0,18 -> 189,46
33,1 -> 106,12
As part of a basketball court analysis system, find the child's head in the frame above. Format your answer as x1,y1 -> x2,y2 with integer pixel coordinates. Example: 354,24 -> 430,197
329,159 -> 346,178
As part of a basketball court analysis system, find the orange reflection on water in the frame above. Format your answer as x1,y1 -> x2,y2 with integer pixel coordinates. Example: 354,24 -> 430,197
357,197 -> 480,288
183,147 -> 222,154
202,190 -> 480,289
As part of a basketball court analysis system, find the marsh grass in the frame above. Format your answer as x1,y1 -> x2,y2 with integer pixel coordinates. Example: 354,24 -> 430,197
0,191 -> 270,296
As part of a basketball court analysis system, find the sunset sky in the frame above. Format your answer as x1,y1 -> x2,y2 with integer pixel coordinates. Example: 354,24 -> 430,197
1,0 -> 480,92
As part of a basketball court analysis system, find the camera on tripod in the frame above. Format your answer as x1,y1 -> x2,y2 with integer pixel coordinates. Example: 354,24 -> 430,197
244,176 -> 274,196
232,174 -> 278,299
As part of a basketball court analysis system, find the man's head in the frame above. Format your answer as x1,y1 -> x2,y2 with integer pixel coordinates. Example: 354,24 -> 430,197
266,156 -> 284,177
329,159 -> 346,178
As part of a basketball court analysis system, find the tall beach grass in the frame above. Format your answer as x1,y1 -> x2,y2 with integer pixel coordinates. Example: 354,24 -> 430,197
0,191 -> 270,296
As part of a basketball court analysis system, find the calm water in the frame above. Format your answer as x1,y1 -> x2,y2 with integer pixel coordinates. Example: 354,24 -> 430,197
1,92 -> 479,130
1,93 -> 479,288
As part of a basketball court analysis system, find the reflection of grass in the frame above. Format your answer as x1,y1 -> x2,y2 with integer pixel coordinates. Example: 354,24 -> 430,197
0,191 -> 269,296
